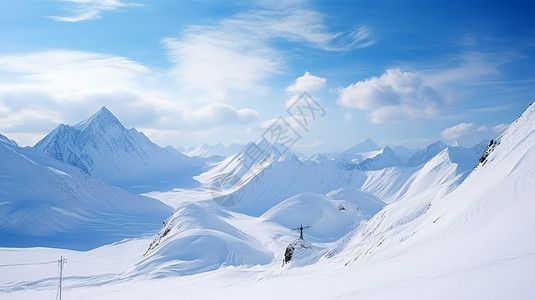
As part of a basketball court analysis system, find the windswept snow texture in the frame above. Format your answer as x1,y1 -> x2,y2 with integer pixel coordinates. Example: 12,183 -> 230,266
34,106 -> 201,192
0,135 -> 173,250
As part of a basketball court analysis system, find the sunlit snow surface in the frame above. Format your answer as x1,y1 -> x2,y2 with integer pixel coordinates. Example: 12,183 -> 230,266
1,105 -> 535,299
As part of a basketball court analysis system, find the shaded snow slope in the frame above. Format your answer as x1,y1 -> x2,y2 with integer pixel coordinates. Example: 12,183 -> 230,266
0,134 -> 173,250
137,202 -> 273,276
361,166 -> 420,203
34,106 -> 201,191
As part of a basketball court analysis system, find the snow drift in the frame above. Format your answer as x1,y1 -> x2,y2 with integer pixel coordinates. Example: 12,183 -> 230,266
137,202 -> 273,276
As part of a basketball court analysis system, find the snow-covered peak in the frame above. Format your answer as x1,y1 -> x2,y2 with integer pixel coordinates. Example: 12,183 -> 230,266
73,106 -> 122,132
406,140 -> 448,167
34,106 -> 194,190
0,133 -> 17,146
359,146 -> 404,170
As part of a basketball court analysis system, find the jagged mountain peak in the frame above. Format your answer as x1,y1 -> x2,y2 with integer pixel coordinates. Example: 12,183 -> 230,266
33,106 -> 192,189
73,106 -> 123,132
406,140 -> 448,167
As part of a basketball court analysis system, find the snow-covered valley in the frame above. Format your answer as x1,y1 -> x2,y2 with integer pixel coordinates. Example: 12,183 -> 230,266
1,104 -> 535,299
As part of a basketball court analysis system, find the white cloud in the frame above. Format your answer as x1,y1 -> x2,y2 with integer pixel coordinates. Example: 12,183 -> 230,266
441,122 -> 508,144
0,50 -> 259,146
337,69 -> 444,123
50,0 -> 137,22
286,71 -> 326,93
163,34 -> 281,96
163,8 -> 373,99
0,50 -> 149,101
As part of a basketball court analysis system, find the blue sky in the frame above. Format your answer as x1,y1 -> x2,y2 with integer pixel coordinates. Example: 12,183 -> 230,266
0,0 -> 534,154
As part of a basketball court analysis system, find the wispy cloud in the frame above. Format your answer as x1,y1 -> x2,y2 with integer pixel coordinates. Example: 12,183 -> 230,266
163,7 -> 373,99
337,69 -> 444,123
422,51 -> 517,87
469,104 -> 512,113
50,0 -> 138,22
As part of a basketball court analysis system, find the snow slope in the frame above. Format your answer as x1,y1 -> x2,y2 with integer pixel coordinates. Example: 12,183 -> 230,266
34,106 -> 201,191
334,103 -> 535,294
261,188 -> 384,242
0,134 -> 173,250
136,202 -> 273,276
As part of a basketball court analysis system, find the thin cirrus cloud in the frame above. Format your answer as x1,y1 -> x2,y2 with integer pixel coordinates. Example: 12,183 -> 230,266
337,69 -> 444,123
50,0 -> 138,22
163,8 -> 373,98
286,71 -> 326,93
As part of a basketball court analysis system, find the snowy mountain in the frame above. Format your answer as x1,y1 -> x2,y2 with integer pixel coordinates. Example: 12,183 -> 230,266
358,146 -> 404,170
331,139 -> 406,171
328,103 -> 535,296
391,144 -> 417,164
34,106 -> 200,191
184,142 -> 243,158
197,135 -> 487,216
2,103 -> 534,299
0,134 -> 172,250
405,140 -> 448,167
0,133 -> 17,146
198,140 -> 368,216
